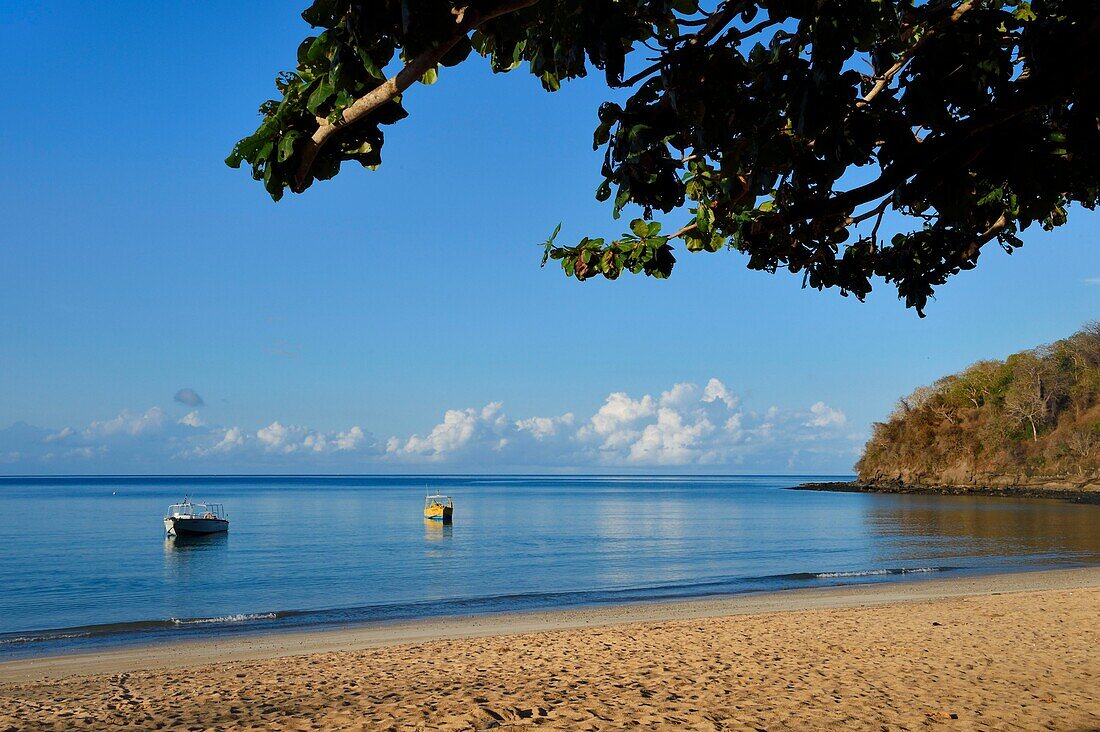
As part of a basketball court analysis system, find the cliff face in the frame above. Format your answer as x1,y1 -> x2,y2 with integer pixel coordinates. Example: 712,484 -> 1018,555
856,324 -> 1100,492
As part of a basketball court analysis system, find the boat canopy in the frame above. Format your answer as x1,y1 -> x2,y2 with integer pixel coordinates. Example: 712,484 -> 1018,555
167,498 -> 227,520
424,494 -> 453,508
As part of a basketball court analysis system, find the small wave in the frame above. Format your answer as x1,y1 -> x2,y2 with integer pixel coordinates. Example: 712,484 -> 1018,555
171,612 -> 277,626
815,567 -> 943,579
1,566 -> 962,655
0,631 -> 92,646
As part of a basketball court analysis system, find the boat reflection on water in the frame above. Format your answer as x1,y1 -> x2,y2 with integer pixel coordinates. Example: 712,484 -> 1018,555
164,532 -> 229,585
424,519 -> 453,541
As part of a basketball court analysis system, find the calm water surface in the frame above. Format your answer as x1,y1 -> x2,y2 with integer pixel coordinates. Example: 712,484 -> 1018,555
1,475 -> 1098,657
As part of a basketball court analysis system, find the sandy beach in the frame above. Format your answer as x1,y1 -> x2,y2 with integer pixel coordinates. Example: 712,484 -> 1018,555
3,568 -> 1098,730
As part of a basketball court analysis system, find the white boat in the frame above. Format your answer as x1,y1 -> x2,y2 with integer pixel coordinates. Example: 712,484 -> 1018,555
164,497 -> 229,536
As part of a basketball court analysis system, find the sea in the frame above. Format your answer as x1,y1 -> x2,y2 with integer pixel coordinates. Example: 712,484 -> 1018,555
2,474 -> 1098,659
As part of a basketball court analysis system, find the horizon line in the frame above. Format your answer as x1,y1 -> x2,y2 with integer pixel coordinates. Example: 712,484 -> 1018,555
0,472 -> 855,480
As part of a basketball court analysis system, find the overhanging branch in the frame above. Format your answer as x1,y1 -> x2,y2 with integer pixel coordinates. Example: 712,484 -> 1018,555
293,0 -> 540,191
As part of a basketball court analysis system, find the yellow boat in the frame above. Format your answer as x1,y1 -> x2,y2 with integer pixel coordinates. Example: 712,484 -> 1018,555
423,493 -> 454,523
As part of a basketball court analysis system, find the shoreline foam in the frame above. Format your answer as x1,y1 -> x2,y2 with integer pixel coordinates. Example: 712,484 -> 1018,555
2,563 -> 978,658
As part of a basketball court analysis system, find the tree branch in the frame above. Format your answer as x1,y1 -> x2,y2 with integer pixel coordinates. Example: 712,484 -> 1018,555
683,1 -> 752,49
619,60 -> 663,89
617,3 -> 767,89
859,0 -> 974,105
941,211 -> 1007,269
293,0 -> 540,191
847,196 -> 892,226
870,206 -> 887,247
841,196 -> 891,248
976,212 -> 1008,245
719,17 -> 782,46
669,222 -> 699,239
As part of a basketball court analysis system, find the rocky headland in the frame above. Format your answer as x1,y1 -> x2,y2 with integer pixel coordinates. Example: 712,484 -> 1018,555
798,324 -> 1100,503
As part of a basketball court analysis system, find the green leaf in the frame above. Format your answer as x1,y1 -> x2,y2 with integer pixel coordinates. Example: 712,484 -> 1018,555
976,187 -> 1004,206
540,223 -> 562,267
306,78 -> 335,115
356,48 -> 382,79
225,145 -> 245,168
277,131 -> 301,163
306,34 -> 330,63
695,205 -> 715,233
684,231 -> 705,252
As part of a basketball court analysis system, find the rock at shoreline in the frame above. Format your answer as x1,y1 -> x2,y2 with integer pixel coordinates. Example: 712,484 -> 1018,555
790,480 -> 1100,504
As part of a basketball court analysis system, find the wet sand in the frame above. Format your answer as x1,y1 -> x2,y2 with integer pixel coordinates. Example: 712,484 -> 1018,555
2,567 -> 1098,730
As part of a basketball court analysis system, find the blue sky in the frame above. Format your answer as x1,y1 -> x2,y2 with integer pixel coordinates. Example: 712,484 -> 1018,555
1,2 -> 1096,474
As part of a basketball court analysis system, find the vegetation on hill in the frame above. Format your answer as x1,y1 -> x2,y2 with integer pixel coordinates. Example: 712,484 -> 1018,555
857,324 -> 1100,487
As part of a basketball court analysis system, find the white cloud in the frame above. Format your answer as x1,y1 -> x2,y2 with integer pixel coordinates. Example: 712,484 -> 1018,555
331,426 -> 367,451
1085,278 -> 1100,285
627,407 -> 715,465
179,411 -> 205,428
659,382 -> 698,408
803,401 -> 847,428
0,379 -> 859,473
703,378 -> 739,409
574,379 -> 753,466
386,387 -> 746,467
515,413 -> 574,440
393,409 -> 476,457
302,432 -> 328,452
257,421 -> 291,451
388,403 -> 509,460
578,392 -> 656,450
44,427 -> 74,443
252,421 -> 370,455
209,427 -> 245,454
85,408 -> 166,438
66,446 -> 98,459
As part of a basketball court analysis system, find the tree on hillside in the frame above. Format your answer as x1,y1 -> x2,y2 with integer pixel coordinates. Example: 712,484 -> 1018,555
1064,322 -> 1100,373
228,1 -> 1099,314
951,361 -> 1001,409
1004,353 -> 1049,440
1064,428 -> 1097,472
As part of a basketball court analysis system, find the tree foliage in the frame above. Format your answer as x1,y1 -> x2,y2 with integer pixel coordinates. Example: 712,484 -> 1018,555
857,323 -> 1100,484
228,0 -> 1099,314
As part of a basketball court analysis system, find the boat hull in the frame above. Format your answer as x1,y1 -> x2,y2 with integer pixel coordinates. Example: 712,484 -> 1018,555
423,506 -> 453,523
165,517 -> 229,536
